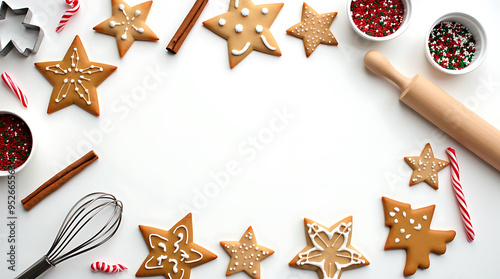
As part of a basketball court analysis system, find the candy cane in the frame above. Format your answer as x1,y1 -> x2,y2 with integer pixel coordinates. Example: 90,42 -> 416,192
1,72 -> 28,108
446,147 -> 475,242
90,261 -> 127,273
56,0 -> 80,33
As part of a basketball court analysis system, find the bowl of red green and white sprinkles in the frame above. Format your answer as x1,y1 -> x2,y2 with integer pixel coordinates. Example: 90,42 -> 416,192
348,0 -> 412,41
0,110 -> 35,176
426,12 -> 487,74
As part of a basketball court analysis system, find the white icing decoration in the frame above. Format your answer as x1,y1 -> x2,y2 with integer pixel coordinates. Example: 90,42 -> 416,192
394,219 -> 398,224
423,215 -> 428,220
149,234 -> 169,249
235,24 -> 243,33
145,256 -> 164,270
405,234 -> 411,239
389,212 -> 395,217
158,242 -> 167,252
174,233 -> 184,253
402,211 -> 407,218
262,8 -> 268,14
169,258 -> 178,273
45,48 -> 102,105
255,25 -> 263,33
109,5 -> 144,40
409,219 -> 415,224
180,250 -> 189,261
219,18 -> 226,26
235,0 -> 239,8
414,224 -> 422,231
231,42 -> 250,55
260,35 -> 276,50
297,222 -> 365,279
394,207 -> 400,212
400,228 -> 405,234
173,225 -> 189,244
185,248 -> 203,264
157,255 -> 168,265
395,238 -> 400,243
241,8 -> 249,16
121,27 -> 128,40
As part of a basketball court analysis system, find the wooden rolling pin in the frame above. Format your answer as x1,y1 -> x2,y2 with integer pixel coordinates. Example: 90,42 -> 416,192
364,50 -> 500,172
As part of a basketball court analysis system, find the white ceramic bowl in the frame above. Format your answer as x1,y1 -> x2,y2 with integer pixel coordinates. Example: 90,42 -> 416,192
425,12 -> 487,75
347,0 -> 412,41
0,110 -> 35,176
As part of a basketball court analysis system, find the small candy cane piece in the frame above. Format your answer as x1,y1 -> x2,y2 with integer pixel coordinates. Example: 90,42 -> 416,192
1,72 -> 28,108
446,147 -> 475,242
91,261 -> 127,273
56,0 -> 80,33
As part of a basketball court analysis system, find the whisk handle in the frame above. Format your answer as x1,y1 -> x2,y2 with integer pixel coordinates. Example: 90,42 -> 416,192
15,256 -> 54,279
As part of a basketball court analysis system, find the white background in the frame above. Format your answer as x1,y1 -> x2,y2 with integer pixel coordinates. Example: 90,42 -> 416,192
1,0 -> 500,278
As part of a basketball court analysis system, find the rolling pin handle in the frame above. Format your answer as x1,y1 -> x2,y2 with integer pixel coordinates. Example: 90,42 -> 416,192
364,50 -> 412,90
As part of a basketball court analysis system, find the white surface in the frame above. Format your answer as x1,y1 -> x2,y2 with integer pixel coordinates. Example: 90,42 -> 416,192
0,0 -> 500,278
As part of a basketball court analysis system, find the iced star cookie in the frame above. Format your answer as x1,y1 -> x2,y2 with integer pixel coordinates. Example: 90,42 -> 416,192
34,35 -> 117,116
289,216 -> 369,279
136,213 -> 217,279
286,3 -> 338,57
405,143 -> 449,189
203,0 -> 283,68
220,226 -> 274,279
94,0 -> 159,57
382,197 -> 456,276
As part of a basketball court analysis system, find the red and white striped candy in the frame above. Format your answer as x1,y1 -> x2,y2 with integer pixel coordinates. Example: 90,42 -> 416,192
91,261 -> 127,273
446,147 -> 475,242
56,0 -> 80,33
1,72 -> 27,108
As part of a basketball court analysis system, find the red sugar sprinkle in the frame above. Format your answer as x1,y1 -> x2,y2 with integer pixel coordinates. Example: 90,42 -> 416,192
0,114 -> 33,171
350,0 -> 405,37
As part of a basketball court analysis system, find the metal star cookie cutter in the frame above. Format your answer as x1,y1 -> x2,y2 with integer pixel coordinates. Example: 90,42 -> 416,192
0,1 -> 44,56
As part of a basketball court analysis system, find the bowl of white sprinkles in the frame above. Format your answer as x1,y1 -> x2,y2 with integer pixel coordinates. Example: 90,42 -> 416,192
425,12 -> 487,75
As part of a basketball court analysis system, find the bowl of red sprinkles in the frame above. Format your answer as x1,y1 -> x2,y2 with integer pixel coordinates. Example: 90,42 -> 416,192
348,0 -> 411,41
0,111 -> 34,175
426,12 -> 487,74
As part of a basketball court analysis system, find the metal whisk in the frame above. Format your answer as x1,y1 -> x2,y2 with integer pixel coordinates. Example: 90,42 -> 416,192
15,192 -> 123,279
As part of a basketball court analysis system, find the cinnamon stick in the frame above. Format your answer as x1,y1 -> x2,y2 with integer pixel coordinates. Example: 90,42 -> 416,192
166,0 -> 209,54
21,150 -> 98,211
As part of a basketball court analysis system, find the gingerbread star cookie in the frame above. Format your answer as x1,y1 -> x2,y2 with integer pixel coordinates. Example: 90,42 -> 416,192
289,216 -> 369,279
94,0 -> 159,57
203,0 -> 283,68
286,3 -> 338,57
34,35 -> 117,116
382,197 -> 456,276
220,226 -> 274,279
404,143 -> 449,189
136,213 -> 217,278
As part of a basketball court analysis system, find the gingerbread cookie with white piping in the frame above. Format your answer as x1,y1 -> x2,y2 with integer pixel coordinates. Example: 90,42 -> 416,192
93,0 -> 159,57
382,197 -> 455,276
289,216 -> 369,279
220,226 -> 274,279
404,143 -> 449,189
286,3 -> 338,57
34,35 -> 116,116
203,0 -> 283,68
136,213 -> 217,279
